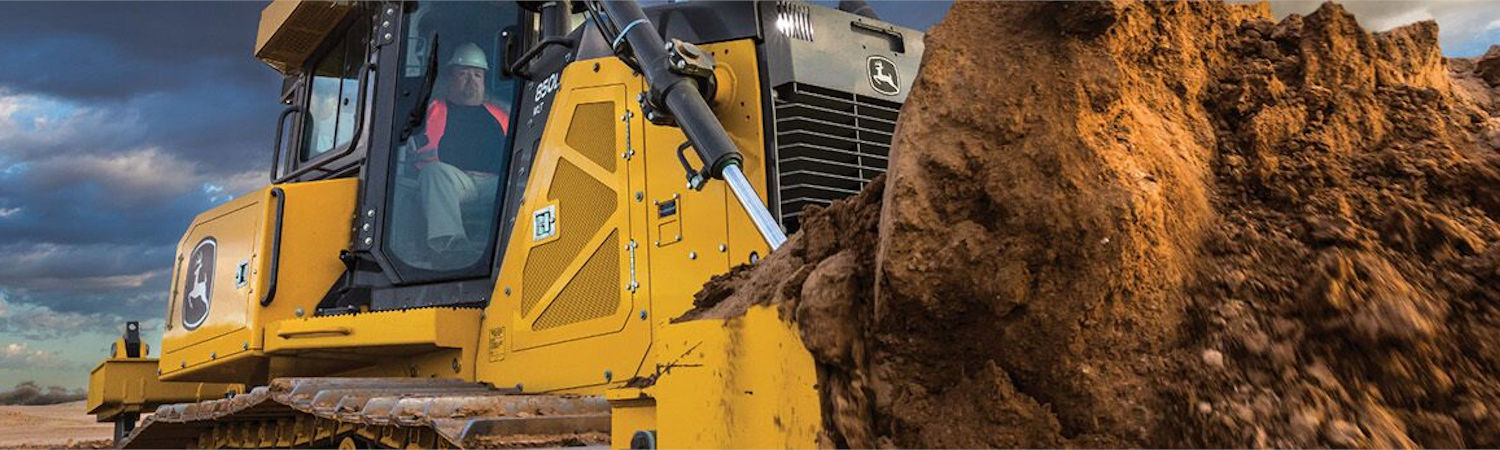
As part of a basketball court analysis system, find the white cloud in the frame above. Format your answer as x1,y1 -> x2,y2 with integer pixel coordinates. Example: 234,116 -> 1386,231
1365,6 -> 1435,32
0,207 -> 18,218
1269,1 -> 1500,56
0,289 -> 131,341
0,92 -> 140,159
18,270 -> 165,292
0,343 -> 71,369
23,148 -> 265,207
0,303 -> 123,341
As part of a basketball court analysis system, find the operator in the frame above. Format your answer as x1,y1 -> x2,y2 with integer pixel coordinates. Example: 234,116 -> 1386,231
414,42 -> 511,253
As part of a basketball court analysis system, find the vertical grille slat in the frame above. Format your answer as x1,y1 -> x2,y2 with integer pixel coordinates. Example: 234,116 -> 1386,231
773,82 -> 901,231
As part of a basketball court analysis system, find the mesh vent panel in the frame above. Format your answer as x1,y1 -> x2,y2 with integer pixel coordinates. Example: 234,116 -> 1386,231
520,160 -> 617,316
565,102 -> 617,172
532,231 -> 620,330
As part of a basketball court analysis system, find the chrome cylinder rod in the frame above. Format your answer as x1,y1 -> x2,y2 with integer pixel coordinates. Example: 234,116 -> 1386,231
722,164 -> 787,250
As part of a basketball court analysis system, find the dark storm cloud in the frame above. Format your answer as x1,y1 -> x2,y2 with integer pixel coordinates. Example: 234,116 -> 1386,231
0,2 -> 271,101
0,2 -> 276,341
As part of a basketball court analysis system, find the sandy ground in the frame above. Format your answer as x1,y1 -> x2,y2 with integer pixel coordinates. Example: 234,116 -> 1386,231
0,401 -> 113,449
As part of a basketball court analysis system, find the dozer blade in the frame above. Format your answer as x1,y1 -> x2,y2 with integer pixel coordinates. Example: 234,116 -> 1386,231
121,377 -> 609,449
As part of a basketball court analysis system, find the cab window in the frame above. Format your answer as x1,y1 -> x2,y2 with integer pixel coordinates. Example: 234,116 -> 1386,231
302,17 -> 370,160
383,1 -> 522,282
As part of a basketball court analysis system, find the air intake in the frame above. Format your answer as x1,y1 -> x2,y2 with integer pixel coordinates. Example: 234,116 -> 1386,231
771,82 -> 900,231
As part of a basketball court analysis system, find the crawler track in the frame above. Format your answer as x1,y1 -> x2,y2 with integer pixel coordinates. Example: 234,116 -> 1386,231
121,378 -> 609,449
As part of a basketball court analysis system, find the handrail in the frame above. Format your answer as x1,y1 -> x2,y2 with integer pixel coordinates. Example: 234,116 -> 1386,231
259,187 -> 286,307
277,327 -> 353,338
508,37 -> 574,81
269,106 -> 303,181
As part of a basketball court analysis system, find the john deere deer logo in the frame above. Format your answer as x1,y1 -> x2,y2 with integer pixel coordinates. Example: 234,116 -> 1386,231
181,238 -> 215,330
867,56 -> 900,96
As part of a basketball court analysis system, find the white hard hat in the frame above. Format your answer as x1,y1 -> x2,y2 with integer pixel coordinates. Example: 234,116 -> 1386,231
447,42 -> 489,71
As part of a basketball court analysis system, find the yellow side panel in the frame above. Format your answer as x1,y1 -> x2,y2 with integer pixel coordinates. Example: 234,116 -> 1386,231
266,308 -> 478,352
476,39 -> 770,398
641,39 -> 771,325
650,306 -> 822,448
160,178 -> 356,382
162,195 -> 263,353
480,59 -> 649,393
264,308 -> 479,380
256,178 -> 361,348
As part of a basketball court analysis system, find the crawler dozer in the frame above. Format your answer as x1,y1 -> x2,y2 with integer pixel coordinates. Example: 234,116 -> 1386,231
85,1 -> 922,447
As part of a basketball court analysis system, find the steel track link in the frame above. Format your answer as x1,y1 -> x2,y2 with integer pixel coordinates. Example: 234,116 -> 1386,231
120,378 -> 610,449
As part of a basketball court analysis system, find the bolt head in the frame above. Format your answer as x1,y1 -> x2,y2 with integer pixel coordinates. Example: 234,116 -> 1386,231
640,309 -> 648,320
363,237 -> 374,245
295,307 -> 305,317
688,251 -> 697,260
366,209 -> 376,217
719,244 -> 727,252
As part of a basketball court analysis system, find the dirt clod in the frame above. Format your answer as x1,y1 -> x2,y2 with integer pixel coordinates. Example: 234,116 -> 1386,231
688,1 -> 1500,447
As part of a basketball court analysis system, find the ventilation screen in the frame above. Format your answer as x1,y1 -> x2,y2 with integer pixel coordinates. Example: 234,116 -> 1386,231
566,102 -> 617,172
532,231 -> 621,330
520,160 -> 617,316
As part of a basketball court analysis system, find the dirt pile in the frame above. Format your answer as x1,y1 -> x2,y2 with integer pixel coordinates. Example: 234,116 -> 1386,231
690,1 -> 1500,447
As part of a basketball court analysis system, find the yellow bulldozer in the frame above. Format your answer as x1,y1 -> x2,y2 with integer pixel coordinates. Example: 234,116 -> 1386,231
84,0 -> 921,447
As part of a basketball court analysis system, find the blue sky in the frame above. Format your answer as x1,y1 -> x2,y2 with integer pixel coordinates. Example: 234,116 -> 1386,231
0,1 -> 1496,390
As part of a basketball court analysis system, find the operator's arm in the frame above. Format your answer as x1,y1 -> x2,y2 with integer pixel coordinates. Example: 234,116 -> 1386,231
414,100 -> 448,169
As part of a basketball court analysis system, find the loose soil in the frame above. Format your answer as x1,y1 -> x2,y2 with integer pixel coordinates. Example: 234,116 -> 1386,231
689,2 -> 1500,448
0,401 -> 113,449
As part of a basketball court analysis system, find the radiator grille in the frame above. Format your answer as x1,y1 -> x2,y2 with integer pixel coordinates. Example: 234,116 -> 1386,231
773,82 -> 900,231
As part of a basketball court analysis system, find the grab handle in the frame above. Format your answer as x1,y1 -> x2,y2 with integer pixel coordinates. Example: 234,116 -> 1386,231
277,327 -> 353,339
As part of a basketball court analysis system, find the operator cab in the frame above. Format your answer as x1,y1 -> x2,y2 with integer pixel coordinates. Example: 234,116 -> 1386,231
264,1 -> 542,314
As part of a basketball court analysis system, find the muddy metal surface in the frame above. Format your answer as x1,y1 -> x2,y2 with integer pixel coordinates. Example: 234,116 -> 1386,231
125,378 -> 609,448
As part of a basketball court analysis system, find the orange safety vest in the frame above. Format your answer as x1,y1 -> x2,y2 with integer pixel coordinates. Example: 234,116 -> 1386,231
414,100 -> 510,169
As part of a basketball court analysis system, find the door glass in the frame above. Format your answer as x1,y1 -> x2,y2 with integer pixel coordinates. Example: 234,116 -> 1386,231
303,18 -> 369,159
385,1 -> 521,281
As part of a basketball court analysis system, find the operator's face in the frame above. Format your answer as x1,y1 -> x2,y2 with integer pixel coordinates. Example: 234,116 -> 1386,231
447,66 -> 486,106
